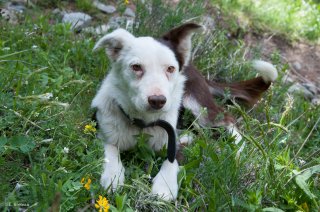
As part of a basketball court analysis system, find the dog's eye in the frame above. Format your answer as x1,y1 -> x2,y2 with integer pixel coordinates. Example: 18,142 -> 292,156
167,66 -> 175,73
131,64 -> 143,72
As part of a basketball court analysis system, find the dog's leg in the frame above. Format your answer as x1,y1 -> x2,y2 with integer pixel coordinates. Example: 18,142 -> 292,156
183,65 -> 242,142
182,94 -> 242,142
100,144 -> 125,191
151,159 -> 179,201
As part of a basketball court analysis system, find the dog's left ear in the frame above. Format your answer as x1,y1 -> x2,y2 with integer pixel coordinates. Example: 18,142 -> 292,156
93,28 -> 135,60
161,23 -> 203,69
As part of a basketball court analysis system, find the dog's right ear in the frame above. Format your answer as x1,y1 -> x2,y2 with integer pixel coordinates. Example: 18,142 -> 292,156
93,28 -> 135,60
161,23 -> 203,69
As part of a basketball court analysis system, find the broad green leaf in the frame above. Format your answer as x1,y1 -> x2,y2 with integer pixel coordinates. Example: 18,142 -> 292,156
116,193 -> 127,211
294,165 -> 320,199
9,136 -> 36,153
0,137 -> 8,154
262,207 -> 285,212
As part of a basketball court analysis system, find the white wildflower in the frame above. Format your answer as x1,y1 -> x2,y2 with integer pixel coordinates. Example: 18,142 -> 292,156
38,93 -> 53,101
15,183 -> 23,190
63,147 -> 69,154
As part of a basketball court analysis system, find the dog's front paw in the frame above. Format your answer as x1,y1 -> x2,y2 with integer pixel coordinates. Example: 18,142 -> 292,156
151,159 -> 179,201
100,160 -> 125,191
227,124 -> 243,144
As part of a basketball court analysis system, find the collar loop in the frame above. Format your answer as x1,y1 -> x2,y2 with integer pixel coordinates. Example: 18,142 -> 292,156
118,105 -> 176,163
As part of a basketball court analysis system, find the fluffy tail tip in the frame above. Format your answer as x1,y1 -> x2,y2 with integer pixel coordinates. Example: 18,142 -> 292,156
252,60 -> 278,82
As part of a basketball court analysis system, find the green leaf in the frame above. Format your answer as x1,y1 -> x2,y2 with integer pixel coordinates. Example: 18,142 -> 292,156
294,165 -> 320,199
0,137 -> 8,154
262,207 -> 285,212
9,136 -> 36,153
115,193 -> 127,211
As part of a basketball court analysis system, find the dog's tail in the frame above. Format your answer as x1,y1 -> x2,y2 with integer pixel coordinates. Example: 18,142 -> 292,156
207,60 -> 278,106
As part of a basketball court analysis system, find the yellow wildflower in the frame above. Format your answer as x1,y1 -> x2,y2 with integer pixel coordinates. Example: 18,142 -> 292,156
95,195 -> 110,212
124,0 -> 129,5
84,123 -> 97,134
300,202 -> 309,212
80,177 -> 91,190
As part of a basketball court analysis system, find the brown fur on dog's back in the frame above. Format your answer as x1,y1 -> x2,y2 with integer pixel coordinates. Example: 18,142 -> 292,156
184,65 -> 235,126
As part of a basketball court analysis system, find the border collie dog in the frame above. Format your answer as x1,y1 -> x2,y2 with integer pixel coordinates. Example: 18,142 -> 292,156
92,23 -> 277,201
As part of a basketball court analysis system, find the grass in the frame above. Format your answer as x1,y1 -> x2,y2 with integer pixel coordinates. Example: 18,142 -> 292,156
1,0 -> 319,211
214,0 -> 320,42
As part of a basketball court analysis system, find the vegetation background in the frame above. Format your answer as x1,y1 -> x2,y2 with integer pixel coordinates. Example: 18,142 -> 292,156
1,0 -> 319,211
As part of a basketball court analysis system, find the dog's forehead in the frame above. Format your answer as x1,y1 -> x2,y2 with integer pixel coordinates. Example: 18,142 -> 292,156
128,36 -> 178,65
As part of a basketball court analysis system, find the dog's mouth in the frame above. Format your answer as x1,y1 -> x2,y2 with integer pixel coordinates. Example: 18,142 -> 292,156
146,107 -> 165,114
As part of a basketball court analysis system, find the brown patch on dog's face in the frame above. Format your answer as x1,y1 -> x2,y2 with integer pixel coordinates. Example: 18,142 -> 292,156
158,23 -> 203,70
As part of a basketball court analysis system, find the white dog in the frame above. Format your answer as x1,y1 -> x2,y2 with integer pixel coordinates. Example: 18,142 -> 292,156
91,23 -> 277,201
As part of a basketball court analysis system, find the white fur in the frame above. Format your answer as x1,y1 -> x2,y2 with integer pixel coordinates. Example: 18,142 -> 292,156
252,60 -> 278,82
92,29 -> 187,199
179,133 -> 194,145
182,95 -> 209,126
178,25 -> 204,68
227,124 -> 243,144
100,144 -> 125,191
151,159 -> 179,201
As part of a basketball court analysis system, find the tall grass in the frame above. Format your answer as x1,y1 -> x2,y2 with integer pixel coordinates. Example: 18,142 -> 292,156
215,0 -> 320,42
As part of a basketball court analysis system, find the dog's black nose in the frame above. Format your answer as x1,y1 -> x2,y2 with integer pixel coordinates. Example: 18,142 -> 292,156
148,95 -> 167,110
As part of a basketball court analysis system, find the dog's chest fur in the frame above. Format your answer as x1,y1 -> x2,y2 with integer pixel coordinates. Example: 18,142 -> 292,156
96,107 -> 170,152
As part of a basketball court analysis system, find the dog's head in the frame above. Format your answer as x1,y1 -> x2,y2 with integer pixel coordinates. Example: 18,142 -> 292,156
93,23 -> 203,115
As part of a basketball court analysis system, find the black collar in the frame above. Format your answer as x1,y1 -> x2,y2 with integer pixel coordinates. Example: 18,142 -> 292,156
118,105 -> 176,163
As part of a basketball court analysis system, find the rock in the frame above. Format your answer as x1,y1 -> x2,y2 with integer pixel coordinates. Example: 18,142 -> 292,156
0,8 -> 18,24
282,72 -> 295,84
6,2 -> 26,13
52,8 -> 65,16
106,15 -> 135,31
288,83 -> 314,99
83,24 -> 110,35
107,16 -> 126,28
292,61 -> 302,71
93,1 -> 116,14
202,16 -> 215,30
301,82 -> 318,95
311,97 -> 320,106
124,7 -> 135,17
62,12 -> 92,31
95,24 -> 110,34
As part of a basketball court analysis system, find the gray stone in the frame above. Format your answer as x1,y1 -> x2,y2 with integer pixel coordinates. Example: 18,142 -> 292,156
95,24 -> 110,34
292,61 -> 302,71
7,3 -> 26,13
288,83 -> 314,99
52,8 -> 66,16
107,16 -> 134,31
0,8 -> 18,24
124,7 -> 135,17
301,82 -> 318,95
282,72 -> 295,84
311,97 -> 320,106
202,16 -> 215,30
83,24 -> 110,35
93,1 -> 116,14
62,12 -> 92,30
108,16 -> 127,29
